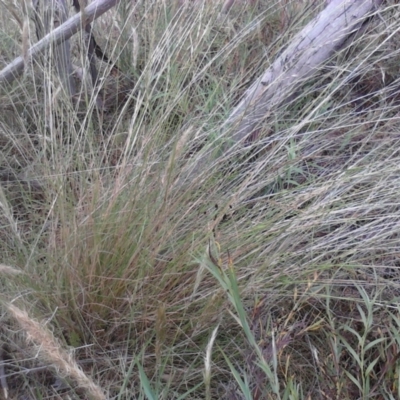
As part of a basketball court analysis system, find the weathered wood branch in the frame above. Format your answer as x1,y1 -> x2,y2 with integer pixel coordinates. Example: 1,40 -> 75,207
0,0 -> 120,86
222,0 -> 383,146
181,0 -> 383,183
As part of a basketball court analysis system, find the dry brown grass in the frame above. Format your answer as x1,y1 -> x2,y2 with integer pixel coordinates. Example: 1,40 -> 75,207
1,0 -> 400,398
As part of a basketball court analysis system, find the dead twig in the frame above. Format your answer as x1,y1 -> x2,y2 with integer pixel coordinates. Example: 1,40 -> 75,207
0,0 -> 120,86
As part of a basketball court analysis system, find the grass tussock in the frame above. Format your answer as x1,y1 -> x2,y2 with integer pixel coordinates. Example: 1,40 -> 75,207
1,0 -> 400,398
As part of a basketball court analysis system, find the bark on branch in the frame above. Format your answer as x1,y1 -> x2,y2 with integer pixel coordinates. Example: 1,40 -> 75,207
0,0 -> 120,86
222,0 -> 383,147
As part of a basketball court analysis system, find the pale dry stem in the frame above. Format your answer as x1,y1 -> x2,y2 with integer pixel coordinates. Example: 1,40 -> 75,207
7,304 -> 106,400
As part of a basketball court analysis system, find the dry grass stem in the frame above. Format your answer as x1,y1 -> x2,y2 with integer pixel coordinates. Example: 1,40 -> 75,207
7,304 -> 106,400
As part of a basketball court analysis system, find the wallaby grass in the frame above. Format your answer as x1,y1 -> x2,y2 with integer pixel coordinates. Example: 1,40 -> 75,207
1,0 -> 400,398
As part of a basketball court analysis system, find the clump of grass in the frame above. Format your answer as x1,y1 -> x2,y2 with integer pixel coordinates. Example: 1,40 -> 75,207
1,0 -> 400,398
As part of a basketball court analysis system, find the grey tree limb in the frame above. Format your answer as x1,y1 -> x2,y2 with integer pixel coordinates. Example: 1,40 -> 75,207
181,0 -> 383,184
222,0 -> 383,147
0,0 -> 120,86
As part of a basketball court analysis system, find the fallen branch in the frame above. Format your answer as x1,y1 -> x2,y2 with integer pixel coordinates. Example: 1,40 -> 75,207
182,0 -> 383,183
222,0 -> 383,146
0,0 -> 120,86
